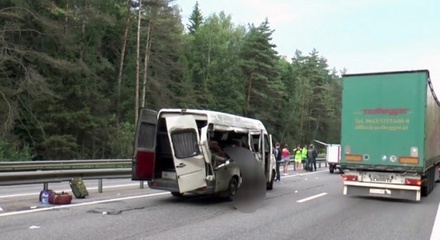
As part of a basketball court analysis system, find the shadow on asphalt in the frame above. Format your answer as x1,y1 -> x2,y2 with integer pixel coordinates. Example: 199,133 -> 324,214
159,193 -> 231,206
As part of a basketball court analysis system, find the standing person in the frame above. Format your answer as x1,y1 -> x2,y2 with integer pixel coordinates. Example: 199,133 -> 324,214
274,142 -> 282,181
307,144 -> 318,171
311,145 -> 318,171
282,144 -> 291,175
301,144 -> 308,170
294,145 -> 302,171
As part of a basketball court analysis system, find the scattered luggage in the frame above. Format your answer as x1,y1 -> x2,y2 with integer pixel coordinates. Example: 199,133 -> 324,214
49,192 -> 73,205
69,177 -> 89,199
39,189 -> 53,205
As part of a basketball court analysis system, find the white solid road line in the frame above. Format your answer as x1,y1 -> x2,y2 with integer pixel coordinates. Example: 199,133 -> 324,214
0,192 -> 169,217
430,202 -> 440,240
0,183 -> 140,199
296,193 -> 328,203
0,170 -> 327,199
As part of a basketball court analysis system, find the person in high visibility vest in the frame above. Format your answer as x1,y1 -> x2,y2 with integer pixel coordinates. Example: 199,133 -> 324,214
294,145 -> 302,171
301,145 -> 308,170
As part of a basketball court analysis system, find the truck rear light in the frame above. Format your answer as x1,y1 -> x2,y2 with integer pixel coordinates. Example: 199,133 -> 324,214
410,147 -> 418,157
399,157 -> 418,164
405,178 -> 421,186
342,175 -> 358,181
345,154 -> 362,162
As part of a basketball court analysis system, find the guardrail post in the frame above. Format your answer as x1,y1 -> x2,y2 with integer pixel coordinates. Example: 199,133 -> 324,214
98,179 -> 103,193
140,181 -> 144,189
43,182 -> 48,190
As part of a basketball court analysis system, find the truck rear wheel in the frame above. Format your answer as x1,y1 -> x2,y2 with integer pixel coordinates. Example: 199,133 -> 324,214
422,167 -> 435,197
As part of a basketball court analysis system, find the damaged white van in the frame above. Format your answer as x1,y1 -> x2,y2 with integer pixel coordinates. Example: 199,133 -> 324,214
132,108 -> 276,200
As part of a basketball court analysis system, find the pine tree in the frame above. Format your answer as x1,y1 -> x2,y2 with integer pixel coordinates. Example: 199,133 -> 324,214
187,1 -> 204,34
240,18 -> 280,117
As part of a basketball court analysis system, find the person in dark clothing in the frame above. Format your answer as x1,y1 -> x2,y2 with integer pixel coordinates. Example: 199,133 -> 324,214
274,142 -> 282,181
307,144 -> 318,171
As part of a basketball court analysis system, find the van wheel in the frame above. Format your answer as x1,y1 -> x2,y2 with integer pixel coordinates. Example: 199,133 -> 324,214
227,177 -> 238,201
171,192 -> 183,197
329,165 -> 334,174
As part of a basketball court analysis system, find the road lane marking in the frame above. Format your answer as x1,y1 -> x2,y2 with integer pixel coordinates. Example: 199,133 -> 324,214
282,170 -> 327,179
1,169 -> 330,199
0,183 -> 140,199
430,202 -> 440,240
296,193 -> 328,203
0,192 -> 170,217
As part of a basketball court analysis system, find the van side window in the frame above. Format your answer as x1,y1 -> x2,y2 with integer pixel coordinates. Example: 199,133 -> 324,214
171,129 -> 200,158
137,123 -> 155,148
264,134 -> 270,153
251,135 -> 260,152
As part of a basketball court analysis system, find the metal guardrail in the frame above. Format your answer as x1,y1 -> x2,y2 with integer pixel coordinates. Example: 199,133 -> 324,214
0,159 -> 130,172
287,157 -> 327,167
0,159 -> 132,192
0,168 -> 131,186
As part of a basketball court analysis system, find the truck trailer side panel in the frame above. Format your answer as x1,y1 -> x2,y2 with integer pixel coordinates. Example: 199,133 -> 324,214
425,79 -> 440,167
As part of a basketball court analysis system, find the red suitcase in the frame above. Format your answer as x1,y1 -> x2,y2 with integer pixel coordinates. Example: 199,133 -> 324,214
49,192 -> 73,205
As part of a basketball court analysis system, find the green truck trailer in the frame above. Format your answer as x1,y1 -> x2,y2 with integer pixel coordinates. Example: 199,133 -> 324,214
340,70 -> 440,201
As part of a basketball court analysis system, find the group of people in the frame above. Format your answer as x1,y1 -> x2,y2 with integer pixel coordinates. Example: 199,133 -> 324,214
273,142 -> 318,182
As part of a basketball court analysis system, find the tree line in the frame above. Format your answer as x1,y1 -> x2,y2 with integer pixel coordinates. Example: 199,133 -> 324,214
0,0 -> 343,161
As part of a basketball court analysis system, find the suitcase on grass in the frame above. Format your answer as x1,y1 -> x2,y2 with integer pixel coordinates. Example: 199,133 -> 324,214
69,177 -> 89,199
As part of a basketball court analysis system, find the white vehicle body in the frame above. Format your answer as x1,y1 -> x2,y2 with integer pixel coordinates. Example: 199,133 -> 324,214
132,108 -> 276,199
314,140 -> 344,174
326,144 -> 342,173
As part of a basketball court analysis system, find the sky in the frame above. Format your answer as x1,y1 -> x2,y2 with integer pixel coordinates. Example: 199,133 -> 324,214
174,0 -> 440,93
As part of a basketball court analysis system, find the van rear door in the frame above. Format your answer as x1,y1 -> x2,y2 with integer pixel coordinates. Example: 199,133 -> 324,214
132,109 -> 157,181
166,115 -> 207,192
326,144 -> 341,164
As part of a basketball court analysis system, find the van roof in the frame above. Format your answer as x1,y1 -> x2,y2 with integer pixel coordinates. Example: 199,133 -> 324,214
158,108 -> 267,131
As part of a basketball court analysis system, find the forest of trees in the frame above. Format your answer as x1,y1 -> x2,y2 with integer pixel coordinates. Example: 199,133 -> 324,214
0,0 -> 344,161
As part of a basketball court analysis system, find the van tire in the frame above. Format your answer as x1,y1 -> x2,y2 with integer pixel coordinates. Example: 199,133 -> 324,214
227,177 -> 238,201
171,192 -> 183,197
329,165 -> 334,174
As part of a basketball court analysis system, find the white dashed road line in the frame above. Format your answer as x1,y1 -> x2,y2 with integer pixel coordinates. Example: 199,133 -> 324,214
296,193 -> 328,203
282,170 -> 327,179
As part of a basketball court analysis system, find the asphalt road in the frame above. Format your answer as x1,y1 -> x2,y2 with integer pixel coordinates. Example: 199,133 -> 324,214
0,165 -> 439,240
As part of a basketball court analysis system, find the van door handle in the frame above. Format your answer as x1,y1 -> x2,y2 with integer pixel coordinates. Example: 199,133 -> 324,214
176,163 -> 186,168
